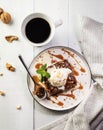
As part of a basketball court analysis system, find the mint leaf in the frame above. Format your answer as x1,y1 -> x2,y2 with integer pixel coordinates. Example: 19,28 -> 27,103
40,74 -> 44,82
36,64 -> 50,82
36,69 -> 43,74
41,64 -> 47,70
45,72 -> 50,78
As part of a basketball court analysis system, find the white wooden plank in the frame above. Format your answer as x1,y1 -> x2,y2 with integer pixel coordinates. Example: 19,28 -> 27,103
33,0 -> 70,129
33,0 -> 69,56
0,0 -> 34,130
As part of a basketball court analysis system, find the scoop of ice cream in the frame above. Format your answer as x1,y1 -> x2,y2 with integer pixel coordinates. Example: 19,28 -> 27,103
47,68 -> 72,87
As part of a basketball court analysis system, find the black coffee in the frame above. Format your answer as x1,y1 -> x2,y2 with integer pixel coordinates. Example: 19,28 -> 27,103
25,18 -> 51,43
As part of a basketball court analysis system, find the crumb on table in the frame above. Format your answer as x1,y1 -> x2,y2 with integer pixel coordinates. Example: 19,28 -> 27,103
6,63 -> 15,72
0,91 -> 5,96
16,105 -> 22,110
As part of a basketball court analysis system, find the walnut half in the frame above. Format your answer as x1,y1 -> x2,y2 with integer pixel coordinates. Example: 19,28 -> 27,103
0,91 -> 5,96
5,35 -> 18,43
0,12 -> 11,24
6,63 -> 15,72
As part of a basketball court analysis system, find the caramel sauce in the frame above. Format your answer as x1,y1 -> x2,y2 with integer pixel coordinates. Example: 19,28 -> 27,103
47,97 -> 64,106
70,63 -> 79,76
48,51 -> 64,60
32,75 -> 39,83
80,67 -> 86,73
57,101 -> 64,106
60,93 -> 75,99
62,48 -> 74,57
51,59 -> 57,63
60,83 -> 83,99
73,69 -> 79,76
35,63 -> 43,69
71,83 -> 83,93
62,48 -> 86,73
78,83 -> 83,89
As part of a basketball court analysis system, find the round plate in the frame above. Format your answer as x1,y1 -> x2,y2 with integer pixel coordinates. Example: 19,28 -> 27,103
27,46 -> 91,111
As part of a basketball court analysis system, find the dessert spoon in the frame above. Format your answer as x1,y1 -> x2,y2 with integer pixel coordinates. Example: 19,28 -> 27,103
18,55 -> 47,99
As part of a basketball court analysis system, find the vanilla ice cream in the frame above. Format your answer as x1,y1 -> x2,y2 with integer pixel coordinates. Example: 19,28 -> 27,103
47,67 -> 72,87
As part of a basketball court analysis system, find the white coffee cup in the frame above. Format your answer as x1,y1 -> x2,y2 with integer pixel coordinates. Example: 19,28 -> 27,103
21,13 -> 62,46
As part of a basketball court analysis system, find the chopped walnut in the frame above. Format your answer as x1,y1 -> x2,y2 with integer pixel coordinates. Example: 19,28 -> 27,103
0,91 -> 5,96
5,35 -> 18,43
6,63 -> 15,72
0,73 -> 3,76
16,105 -> 22,110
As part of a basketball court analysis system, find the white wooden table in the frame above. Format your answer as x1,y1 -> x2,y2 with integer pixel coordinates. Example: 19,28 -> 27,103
0,0 -> 103,130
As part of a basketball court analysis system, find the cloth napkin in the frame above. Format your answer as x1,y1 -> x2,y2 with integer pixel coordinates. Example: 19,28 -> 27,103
38,16 -> 103,130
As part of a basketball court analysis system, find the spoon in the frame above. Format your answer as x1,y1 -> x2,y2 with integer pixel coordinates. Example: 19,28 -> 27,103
18,55 -> 47,99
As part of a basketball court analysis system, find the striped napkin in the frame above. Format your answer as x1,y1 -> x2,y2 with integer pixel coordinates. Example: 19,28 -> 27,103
38,16 -> 103,130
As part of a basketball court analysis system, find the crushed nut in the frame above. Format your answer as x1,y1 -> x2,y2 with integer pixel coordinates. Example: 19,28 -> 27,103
0,73 -> 3,76
16,105 -> 22,110
5,35 -> 18,43
6,63 -> 15,72
0,8 -> 4,15
0,12 -> 11,24
0,91 -> 5,96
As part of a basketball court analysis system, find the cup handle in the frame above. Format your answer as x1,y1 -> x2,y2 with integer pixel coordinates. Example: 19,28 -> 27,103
54,19 -> 63,28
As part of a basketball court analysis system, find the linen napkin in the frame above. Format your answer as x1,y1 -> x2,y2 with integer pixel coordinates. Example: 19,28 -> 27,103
38,16 -> 103,130
78,16 -> 103,85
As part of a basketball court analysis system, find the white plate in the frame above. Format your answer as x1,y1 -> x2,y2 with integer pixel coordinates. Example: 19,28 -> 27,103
27,46 -> 91,111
